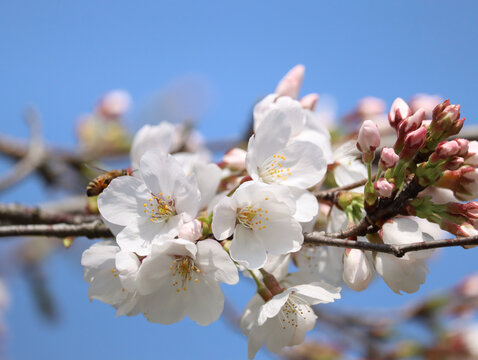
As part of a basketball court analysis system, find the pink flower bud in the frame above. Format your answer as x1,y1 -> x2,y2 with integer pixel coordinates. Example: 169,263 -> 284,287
388,97 -> 411,129
400,126 -> 427,160
178,219 -> 203,242
455,138 -> 469,157
447,201 -> 478,220
274,64 -> 305,99
343,249 -> 372,292
374,178 -> 395,198
299,93 -> 319,110
357,120 -> 381,154
398,108 -> 426,134
97,90 -> 131,118
446,156 -> 465,170
436,140 -> 460,158
379,147 -> 399,170
221,148 -> 247,170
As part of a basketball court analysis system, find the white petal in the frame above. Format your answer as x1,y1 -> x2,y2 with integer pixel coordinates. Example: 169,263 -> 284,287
88,268 -> 126,305
382,217 -> 423,246
292,283 -> 341,304
130,123 -> 175,170
140,150 -> 187,197
270,140 -> 326,188
240,294 -> 264,335
334,161 -> 367,188
195,162 -> 222,210
257,290 -> 291,326
196,239 -> 239,285
116,217 -> 176,256
247,320 -> 269,359
185,275 -> 224,326
288,187 -> 319,222
98,176 -> 150,226
137,252 -> 172,294
140,284 -> 187,324
81,240 -> 118,271
115,251 -> 140,292
230,225 -> 267,270
256,207 -> 304,255
374,254 -> 428,294
174,172 -> 200,220
248,113 -> 291,168
212,196 -> 237,240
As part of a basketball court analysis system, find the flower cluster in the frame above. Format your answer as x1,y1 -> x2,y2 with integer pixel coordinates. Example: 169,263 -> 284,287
81,65 -> 478,358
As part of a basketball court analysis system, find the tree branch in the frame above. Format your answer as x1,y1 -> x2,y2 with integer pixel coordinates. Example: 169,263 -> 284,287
0,220 -> 112,239
304,231 -> 478,258
0,203 -> 100,225
0,108 -> 45,192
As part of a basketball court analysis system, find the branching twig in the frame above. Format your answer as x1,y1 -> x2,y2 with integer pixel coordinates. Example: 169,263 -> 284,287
0,108 -> 45,192
304,232 -> 478,258
0,220 -> 112,239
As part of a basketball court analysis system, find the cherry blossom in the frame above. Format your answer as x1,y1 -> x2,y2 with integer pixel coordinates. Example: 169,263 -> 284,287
212,181 -> 304,269
98,149 -> 200,255
138,238 -> 238,325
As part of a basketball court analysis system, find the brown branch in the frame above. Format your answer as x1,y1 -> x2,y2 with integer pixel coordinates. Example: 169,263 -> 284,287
0,220 -> 113,239
0,203 -> 100,225
314,178 -> 369,201
304,232 -> 478,258
0,108 -> 45,192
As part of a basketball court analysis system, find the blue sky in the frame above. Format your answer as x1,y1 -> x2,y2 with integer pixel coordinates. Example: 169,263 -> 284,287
1,1 -> 478,359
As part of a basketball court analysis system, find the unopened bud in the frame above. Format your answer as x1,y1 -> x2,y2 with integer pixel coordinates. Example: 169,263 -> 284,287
436,140 -> 461,159
221,148 -> 247,170
400,126 -> 427,160
179,219 -> 203,242
398,108 -> 426,134
274,64 -> 305,99
299,93 -> 319,110
97,90 -> 131,118
447,201 -> 478,220
379,147 -> 399,170
455,138 -> 469,157
374,178 -> 395,198
446,156 -> 465,170
389,97 -> 411,129
430,100 -> 465,141
357,120 -> 380,161
343,248 -> 372,292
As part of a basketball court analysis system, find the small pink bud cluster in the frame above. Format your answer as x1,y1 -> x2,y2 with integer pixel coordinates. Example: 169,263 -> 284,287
428,139 -> 469,170
357,120 -> 380,163
447,202 -> 478,221
429,99 -> 465,141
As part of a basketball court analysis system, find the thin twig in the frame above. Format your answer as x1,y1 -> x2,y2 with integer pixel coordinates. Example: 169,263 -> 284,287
314,178 -> 369,201
0,220 -> 112,239
0,108 -> 45,192
0,203 -> 100,225
304,232 -> 478,258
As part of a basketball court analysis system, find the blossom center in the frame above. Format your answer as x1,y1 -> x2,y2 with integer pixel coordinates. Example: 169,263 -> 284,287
277,297 -> 311,330
237,205 -> 269,231
259,154 -> 291,183
143,193 -> 176,223
169,256 -> 201,292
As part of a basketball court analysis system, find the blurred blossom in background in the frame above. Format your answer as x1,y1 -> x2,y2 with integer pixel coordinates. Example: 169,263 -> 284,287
1,1 -> 478,359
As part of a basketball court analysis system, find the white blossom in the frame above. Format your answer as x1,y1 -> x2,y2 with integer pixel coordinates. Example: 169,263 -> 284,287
98,149 -> 200,255
241,283 -> 341,359
138,238 -> 238,325
212,181 -> 303,269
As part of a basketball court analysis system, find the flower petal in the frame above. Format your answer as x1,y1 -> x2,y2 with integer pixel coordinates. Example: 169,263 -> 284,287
185,275 -> 224,326
98,176 -> 150,226
212,196 -> 237,240
196,239 -> 239,285
230,225 -> 267,270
